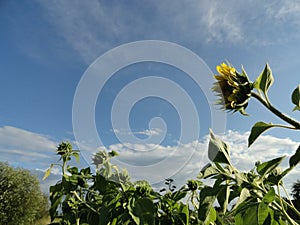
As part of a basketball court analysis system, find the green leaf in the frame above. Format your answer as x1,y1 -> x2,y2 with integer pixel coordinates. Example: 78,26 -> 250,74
72,151 -> 80,162
42,164 -> 54,180
235,204 -> 259,225
233,188 -> 251,210
172,190 -> 187,202
243,204 -> 259,225
256,156 -> 285,177
131,197 -> 155,225
248,122 -> 275,147
204,207 -> 217,225
98,206 -> 110,225
179,205 -> 189,225
67,166 -> 79,174
198,186 -> 219,222
254,64 -> 274,96
262,188 -> 275,204
198,163 -> 219,179
289,145 -> 300,168
266,167 -> 284,185
292,84 -> 300,111
235,213 -> 243,225
208,129 -> 231,165
217,185 -> 230,214
258,202 -> 269,225
235,172 -> 248,186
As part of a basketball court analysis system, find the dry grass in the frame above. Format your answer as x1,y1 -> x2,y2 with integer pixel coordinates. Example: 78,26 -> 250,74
34,215 -> 51,225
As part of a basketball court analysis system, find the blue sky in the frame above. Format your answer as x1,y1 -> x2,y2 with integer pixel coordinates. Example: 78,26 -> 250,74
1,0 -> 300,192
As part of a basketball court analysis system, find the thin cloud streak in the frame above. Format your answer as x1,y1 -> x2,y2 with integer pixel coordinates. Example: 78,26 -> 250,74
35,1 -> 300,63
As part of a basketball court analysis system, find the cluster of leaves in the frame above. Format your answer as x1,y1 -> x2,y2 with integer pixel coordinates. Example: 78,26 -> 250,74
44,142 -> 200,225
199,131 -> 300,225
45,63 -> 300,224
45,138 -> 300,225
0,162 -> 49,225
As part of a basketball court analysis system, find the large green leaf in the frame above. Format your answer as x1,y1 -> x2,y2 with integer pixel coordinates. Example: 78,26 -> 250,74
217,185 -> 230,214
198,163 -> 219,179
248,122 -> 275,147
235,204 -> 259,225
262,188 -> 275,204
289,145 -> 300,168
198,186 -> 219,223
258,202 -> 271,225
291,84 -> 300,111
233,188 -> 251,211
256,156 -> 285,177
235,213 -> 243,225
179,205 -> 189,225
132,197 -> 155,225
204,207 -> 217,225
98,206 -> 110,225
208,129 -> 231,165
254,64 -> 274,96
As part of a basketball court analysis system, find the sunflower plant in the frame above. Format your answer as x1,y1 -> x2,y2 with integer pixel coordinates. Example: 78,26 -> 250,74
44,62 -> 300,225
200,62 -> 300,224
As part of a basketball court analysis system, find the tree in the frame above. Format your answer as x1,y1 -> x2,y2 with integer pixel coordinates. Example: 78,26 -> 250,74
0,162 -> 48,225
292,179 -> 300,200
286,179 -> 300,221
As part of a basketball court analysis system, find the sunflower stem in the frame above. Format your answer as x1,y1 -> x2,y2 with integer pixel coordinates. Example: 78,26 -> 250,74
251,91 -> 300,129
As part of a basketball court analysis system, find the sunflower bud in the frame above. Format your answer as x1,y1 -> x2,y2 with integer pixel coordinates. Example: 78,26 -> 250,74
213,62 -> 253,115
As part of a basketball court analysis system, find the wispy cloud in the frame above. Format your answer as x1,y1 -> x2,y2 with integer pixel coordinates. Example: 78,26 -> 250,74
33,0 -> 300,64
131,128 -> 162,137
35,1 -> 245,63
198,2 -> 244,43
0,126 -> 57,167
266,0 -> 300,22
110,128 -> 162,137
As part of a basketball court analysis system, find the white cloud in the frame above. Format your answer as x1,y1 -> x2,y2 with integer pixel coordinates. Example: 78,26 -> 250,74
131,128 -> 162,137
0,126 -> 57,167
0,126 -> 62,193
86,130 -> 299,191
109,128 -> 163,138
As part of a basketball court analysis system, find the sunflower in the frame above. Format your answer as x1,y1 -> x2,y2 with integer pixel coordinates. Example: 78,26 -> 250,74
213,62 -> 252,114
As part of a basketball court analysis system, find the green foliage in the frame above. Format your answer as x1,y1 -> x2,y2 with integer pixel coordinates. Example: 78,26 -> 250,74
292,85 -> 300,111
200,131 -> 300,224
46,139 -> 300,224
0,162 -> 49,225
45,143 -> 201,225
248,122 -> 275,147
253,64 -> 274,101
290,146 -> 300,168
45,62 -> 300,224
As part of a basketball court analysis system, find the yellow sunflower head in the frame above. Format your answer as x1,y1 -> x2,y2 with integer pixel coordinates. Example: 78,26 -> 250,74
213,62 -> 253,114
